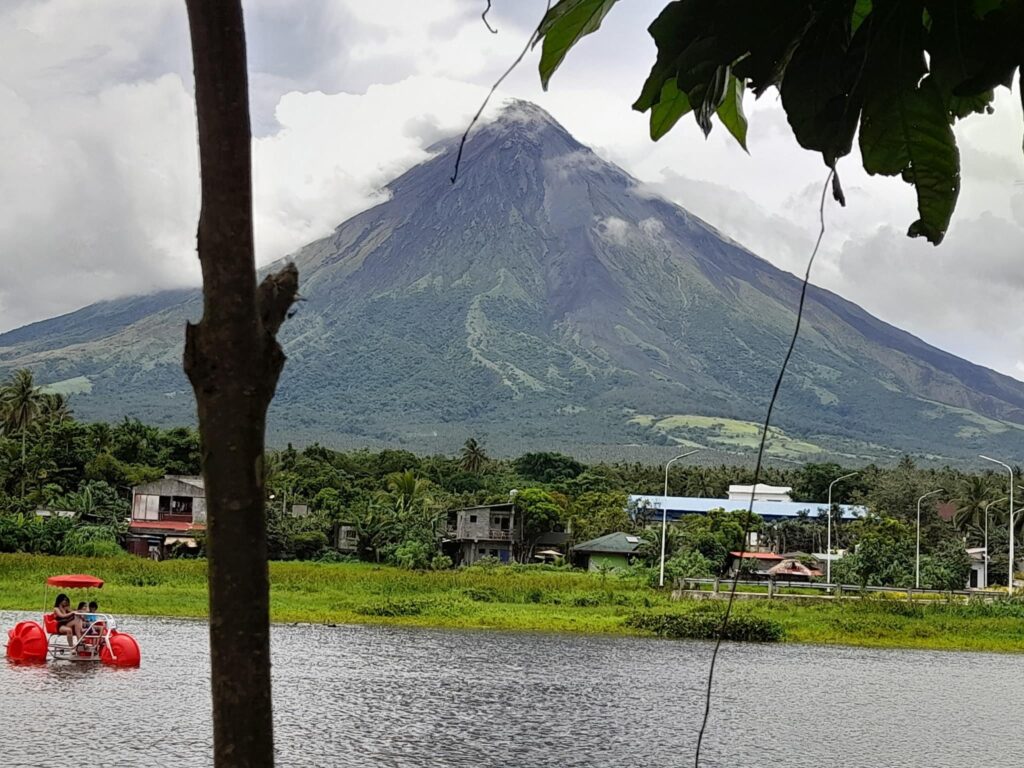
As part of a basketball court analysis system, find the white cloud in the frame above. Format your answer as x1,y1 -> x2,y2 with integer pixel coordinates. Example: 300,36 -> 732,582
252,76 -> 491,264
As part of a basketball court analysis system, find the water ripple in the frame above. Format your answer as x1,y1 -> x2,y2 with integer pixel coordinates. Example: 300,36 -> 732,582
1,612 -> 1020,767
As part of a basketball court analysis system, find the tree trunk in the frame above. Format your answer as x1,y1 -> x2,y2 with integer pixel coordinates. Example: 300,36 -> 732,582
182,2 -> 298,765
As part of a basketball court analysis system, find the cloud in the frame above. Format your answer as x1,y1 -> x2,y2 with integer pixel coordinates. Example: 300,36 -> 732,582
251,76 -> 491,264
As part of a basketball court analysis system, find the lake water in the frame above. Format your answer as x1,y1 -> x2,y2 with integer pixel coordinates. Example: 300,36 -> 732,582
1,610 -> 1020,767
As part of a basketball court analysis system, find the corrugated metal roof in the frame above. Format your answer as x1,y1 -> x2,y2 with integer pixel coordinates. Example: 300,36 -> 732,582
573,532 -> 642,554
729,551 -> 784,560
629,494 -> 865,520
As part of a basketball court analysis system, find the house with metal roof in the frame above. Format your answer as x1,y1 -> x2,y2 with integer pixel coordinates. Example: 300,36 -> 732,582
571,531 -> 642,572
127,475 -> 206,559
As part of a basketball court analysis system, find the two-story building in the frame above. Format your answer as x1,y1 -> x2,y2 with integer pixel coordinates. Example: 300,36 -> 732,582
126,476 -> 206,559
441,503 -> 522,565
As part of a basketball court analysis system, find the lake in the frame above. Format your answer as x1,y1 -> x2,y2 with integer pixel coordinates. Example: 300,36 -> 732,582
1,610 -> 1019,767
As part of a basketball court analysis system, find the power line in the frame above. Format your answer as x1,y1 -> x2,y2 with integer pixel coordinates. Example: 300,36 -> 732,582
693,168 -> 835,766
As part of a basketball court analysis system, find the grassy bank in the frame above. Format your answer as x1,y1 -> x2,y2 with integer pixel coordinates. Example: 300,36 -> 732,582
1,554 -> 1023,652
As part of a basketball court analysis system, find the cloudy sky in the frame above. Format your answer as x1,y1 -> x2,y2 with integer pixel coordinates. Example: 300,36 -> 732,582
2,0 -> 1023,378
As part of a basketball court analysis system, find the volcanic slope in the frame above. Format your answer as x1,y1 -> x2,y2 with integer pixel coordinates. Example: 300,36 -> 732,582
3,101 -> 1023,462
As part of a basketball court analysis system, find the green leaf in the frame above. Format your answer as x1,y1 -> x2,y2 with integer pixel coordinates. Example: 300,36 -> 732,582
781,1 -> 861,167
632,0 -> 716,112
860,76 -> 960,244
715,75 -> 748,150
650,79 -> 692,140
851,0 -> 872,33
537,0 -> 621,90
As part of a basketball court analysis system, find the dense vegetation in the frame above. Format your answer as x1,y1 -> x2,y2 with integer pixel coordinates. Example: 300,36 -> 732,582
0,369 -> 1016,593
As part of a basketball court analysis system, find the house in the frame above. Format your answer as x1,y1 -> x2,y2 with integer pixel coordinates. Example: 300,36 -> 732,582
727,550 -> 785,578
572,532 -> 642,571
441,503 -> 521,565
335,523 -> 359,554
126,476 -> 206,559
967,546 -> 987,589
766,558 -> 823,581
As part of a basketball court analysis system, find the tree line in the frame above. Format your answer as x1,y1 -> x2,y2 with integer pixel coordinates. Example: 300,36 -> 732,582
0,368 -> 1015,589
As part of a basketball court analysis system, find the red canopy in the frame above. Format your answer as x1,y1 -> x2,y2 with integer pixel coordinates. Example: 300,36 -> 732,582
46,574 -> 104,589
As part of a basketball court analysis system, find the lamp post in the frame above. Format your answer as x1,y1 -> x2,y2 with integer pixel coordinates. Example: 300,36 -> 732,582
983,497 -> 1008,590
826,472 -> 858,585
980,455 -> 1015,594
660,449 -> 701,587
915,488 -> 944,589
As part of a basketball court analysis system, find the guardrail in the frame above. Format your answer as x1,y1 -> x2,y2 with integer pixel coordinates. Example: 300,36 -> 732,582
675,577 -> 1005,600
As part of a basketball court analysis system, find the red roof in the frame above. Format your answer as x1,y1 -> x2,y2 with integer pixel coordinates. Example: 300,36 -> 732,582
129,520 -> 204,532
729,551 -> 785,561
46,574 -> 104,589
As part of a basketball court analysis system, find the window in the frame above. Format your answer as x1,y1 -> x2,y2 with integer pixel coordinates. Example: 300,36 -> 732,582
158,496 -> 171,513
490,549 -> 498,556
478,548 -> 486,555
469,515 -> 477,523
494,515 -> 510,531
171,497 -> 194,516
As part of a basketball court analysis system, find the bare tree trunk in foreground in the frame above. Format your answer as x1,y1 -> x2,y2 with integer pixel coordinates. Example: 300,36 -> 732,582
183,1 -> 298,764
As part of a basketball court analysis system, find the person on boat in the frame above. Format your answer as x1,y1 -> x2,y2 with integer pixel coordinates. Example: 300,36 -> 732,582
86,601 -> 98,624
53,594 -> 82,646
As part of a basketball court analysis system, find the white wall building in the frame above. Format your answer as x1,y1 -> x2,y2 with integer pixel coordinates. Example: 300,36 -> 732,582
727,484 -> 793,503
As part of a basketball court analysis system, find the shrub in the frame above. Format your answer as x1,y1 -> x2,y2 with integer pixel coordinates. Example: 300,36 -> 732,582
390,540 -> 432,570
626,606 -> 784,642
462,587 -> 498,602
355,599 -> 425,617
430,554 -> 453,571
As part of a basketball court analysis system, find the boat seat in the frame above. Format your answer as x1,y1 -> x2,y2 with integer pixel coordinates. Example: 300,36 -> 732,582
43,613 -> 57,635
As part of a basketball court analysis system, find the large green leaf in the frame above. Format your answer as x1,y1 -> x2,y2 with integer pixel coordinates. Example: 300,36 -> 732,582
633,0 -> 716,112
715,75 -> 748,150
781,1 -> 860,167
537,0 -> 621,90
860,75 -> 960,244
650,79 -> 692,140
851,0 -> 872,32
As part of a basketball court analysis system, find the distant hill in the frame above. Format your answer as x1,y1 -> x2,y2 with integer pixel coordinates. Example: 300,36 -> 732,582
3,101 -> 1024,463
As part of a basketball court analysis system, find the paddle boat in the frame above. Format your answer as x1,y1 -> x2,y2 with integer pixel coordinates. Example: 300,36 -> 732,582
5,574 -> 141,667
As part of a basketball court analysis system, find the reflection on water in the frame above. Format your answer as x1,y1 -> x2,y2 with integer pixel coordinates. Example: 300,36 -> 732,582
1,610 -> 1021,767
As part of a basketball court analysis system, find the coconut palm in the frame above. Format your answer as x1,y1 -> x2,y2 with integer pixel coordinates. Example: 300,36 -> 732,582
40,392 -> 72,424
952,476 -> 997,533
0,369 -> 45,498
459,438 -> 489,473
386,470 -> 431,515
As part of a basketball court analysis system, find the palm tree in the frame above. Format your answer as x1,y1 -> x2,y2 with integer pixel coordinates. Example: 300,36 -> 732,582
40,392 -> 72,424
953,476 -> 997,534
459,438 -> 489,473
0,369 -> 45,498
386,470 -> 430,515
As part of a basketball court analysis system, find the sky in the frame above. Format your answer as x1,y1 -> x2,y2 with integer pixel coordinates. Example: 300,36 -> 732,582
2,0 -> 1023,379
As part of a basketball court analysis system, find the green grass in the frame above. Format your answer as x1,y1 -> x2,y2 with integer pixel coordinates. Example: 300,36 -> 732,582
2,554 -> 1023,651
0,554 -> 665,635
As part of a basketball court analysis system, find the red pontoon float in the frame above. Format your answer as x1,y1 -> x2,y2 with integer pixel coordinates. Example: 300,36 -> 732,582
5,574 -> 141,667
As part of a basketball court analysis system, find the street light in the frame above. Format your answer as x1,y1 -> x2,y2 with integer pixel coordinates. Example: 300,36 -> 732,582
826,472 -> 858,585
981,455 -> 1015,595
983,496 -> 1008,590
660,449 -> 701,587
915,488 -> 944,589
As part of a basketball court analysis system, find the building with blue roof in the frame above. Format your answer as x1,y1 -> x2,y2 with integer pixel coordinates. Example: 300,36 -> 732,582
628,484 -> 865,524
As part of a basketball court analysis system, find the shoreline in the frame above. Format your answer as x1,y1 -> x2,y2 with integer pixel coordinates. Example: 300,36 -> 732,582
1,554 -> 1022,654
